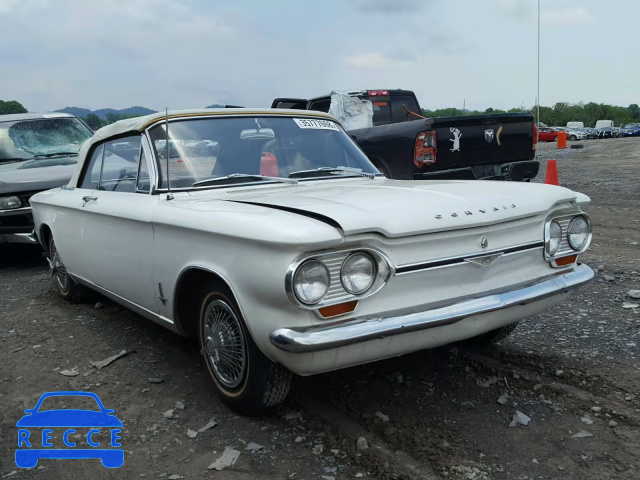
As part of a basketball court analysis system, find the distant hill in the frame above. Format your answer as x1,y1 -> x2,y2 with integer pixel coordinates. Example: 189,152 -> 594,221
54,106 -> 156,119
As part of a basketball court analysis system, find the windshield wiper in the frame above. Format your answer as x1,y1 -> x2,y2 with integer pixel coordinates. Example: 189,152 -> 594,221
288,166 -> 377,179
33,152 -> 79,158
192,173 -> 298,187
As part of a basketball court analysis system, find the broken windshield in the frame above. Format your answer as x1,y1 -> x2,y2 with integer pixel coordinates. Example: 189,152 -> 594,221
0,117 -> 92,163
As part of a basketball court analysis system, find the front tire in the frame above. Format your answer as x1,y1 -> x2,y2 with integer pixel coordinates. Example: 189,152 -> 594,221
48,237 -> 92,303
198,291 -> 291,415
570,135 -> 577,141
463,322 -> 519,346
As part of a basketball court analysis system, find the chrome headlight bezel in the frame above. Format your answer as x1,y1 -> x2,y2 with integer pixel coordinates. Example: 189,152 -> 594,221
544,213 -> 592,266
286,247 -> 394,310
340,252 -> 377,295
547,221 -> 562,256
567,216 -> 590,250
292,260 -> 331,305
0,195 -> 22,210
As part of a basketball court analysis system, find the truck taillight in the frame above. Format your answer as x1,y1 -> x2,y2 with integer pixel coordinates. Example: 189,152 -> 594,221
532,123 -> 538,151
414,131 -> 437,168
368,90 -> 389,96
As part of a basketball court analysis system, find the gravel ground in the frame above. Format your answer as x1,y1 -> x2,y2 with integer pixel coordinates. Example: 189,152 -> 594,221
1,137 -> 639,479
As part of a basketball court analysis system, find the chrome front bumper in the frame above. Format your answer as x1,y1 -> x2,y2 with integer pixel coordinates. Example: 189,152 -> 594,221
270,264 -> 594,353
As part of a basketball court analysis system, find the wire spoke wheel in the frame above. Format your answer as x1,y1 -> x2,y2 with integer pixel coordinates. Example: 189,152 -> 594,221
203,299 -> 247,389
50,241 -> 69,293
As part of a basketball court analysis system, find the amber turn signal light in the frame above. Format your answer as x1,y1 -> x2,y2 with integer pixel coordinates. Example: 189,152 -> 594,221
319,301 -> 358,318
555,254 -> 578,266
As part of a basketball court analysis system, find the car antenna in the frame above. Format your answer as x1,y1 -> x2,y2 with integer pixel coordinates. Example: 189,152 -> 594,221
165,108 -> 173,200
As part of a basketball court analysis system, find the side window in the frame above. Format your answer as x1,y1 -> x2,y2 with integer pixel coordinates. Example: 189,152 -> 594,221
99,136 -> 142,193
136,147 -> 151,193
308,98 -> 331,112
79,144 -> 104,189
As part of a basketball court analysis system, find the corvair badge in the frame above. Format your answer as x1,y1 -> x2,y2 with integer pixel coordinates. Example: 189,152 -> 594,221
435,204 -> 516,219
464,252 -> 503,268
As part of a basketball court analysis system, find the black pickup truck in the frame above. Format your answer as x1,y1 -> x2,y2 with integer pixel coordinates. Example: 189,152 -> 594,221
272,90 -> 539,181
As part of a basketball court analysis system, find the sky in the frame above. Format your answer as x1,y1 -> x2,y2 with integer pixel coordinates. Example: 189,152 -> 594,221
1,0 -> 638,113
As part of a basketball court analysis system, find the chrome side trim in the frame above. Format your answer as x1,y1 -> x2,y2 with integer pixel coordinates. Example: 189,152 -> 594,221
0,232 -> 38,245
0,206 -> 32,217
270,264 -> 594,353
69,273 -> 180,334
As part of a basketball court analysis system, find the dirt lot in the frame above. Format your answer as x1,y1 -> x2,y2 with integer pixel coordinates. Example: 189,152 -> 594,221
1,138 -> 639,479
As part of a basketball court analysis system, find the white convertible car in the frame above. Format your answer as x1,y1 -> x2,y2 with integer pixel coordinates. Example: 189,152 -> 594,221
31,109 -> 593,414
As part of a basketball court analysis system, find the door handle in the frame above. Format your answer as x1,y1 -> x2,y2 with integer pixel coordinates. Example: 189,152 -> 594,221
82,196 -> 98,207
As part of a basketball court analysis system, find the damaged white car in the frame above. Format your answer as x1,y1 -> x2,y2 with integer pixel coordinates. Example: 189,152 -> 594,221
30,109 -> 594,414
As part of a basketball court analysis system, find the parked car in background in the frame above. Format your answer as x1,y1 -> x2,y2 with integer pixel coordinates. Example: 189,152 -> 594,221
612,127 -> 623,138
273,90 -> 539,181
31,108 -> 594,414
597,127 -> 615,139
566,121 -> 584,129
622,123 -> 640,137
595,120 -> 614,130
0,113 -> 93,245
538,127 -> 560,142
583,128 -> 598,139
566,129 -> 587,141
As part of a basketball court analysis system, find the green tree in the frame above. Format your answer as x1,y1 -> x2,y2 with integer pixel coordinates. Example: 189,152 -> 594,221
628,104 -> 639,120
83,113 -> 103,130
0,100 -> 28,115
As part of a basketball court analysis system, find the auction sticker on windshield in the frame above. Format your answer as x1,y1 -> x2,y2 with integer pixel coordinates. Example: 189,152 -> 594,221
293,118 -> 340,131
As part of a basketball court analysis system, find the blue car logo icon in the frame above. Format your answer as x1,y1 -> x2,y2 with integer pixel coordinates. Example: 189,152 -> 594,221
16,391 -> 123,468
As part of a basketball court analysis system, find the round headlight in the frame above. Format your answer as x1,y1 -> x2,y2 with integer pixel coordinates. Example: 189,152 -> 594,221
567,216 -> 589,250
548,221 -> 562,255
0,196 -> 22,210
341,252 -> 376,295
293,260 -> 330,305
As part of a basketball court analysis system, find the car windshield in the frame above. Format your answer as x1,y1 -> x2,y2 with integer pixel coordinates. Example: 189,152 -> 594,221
0,117 -> 92,163
37,395 -> 101,412
624,124 -> 639,129
148,116 -> 379,189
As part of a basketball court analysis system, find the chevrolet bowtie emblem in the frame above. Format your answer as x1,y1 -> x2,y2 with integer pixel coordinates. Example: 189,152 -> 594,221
464,252 -> 503,268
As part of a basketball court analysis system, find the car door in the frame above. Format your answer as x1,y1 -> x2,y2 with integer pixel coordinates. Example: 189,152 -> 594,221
79,134 -> 158,311
48,144 -> 105,279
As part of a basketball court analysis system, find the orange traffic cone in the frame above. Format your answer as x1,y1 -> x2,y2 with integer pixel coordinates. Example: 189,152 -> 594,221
544,159 -> 559,185
557,131 -> 567,149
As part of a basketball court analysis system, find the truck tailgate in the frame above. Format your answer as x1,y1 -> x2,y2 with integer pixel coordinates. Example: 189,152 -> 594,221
432,113 -> 535,169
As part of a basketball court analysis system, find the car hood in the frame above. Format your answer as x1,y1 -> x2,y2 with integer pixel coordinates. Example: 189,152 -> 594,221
0,158 -> 76,195
194,178 -> 589,238
16,409 -> 123,427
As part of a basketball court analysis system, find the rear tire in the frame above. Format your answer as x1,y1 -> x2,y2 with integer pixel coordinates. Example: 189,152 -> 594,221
198,290 -> 291,415
463,322 -> 519,346
570,135 -> 577,141
553,136 -> 558,142
48,237 -> 93,303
